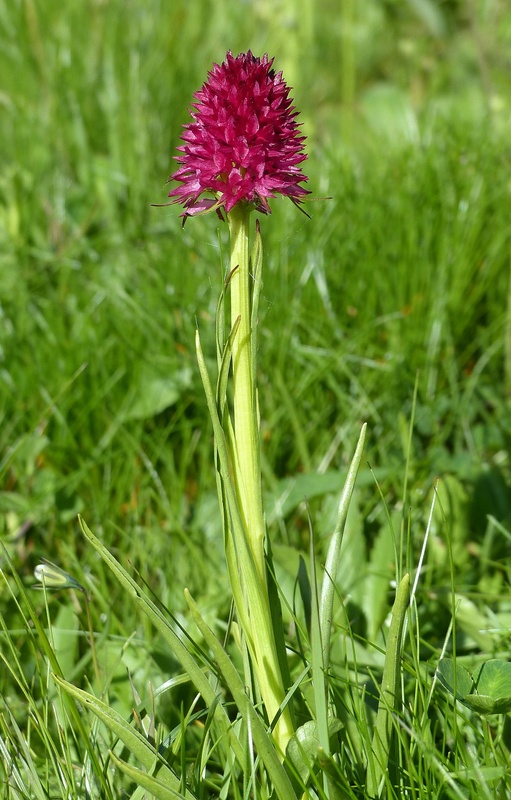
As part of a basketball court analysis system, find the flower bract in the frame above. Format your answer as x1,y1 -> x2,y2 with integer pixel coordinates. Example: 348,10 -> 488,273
168,51 -> 309,220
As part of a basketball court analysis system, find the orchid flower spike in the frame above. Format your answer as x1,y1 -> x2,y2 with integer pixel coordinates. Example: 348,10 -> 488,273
167,51 -> 309,221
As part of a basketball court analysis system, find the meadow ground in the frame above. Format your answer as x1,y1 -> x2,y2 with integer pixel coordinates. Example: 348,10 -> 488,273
1,2 -> 511,798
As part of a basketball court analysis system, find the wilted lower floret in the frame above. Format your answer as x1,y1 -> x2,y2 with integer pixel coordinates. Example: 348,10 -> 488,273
168,51 -> 309,220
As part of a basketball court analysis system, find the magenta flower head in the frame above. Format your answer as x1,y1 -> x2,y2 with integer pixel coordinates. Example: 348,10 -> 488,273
167,51 -> 309,221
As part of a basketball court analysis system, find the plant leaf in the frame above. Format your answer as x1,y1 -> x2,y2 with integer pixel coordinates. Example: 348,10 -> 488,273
78,516 -> 244,766
53,675 -> 192,796
286,718 -> 342,785
250,217 -> 263,381
436,658 -> 473,700
265,463 -> 382,525
184,589 -> 297,800
468,660 -> 511,714
367,572 -> 410,798
320,424 -> 367,672
124,368 -> 192,421
464,694 -> 511,715
473,659 -> 511,699
109,750 -> 191,799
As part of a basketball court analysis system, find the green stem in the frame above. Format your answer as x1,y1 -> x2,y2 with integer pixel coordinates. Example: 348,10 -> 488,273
228,203 -> 266,580
226,204 -> 294,754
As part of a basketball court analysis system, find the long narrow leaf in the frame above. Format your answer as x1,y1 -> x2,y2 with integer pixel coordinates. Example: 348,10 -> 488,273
320,424 -> 366,672
109,751 -> 190,799
195,327 -> 253,639
184,589 -> 297,800
53,675 -> 192,796
250,218 -> 263,382
78,516 -> 244,766
308,513 -> 329,754
0,544 -> 110,796
367,572 -> 410,797
217,314 -> 241,417
195,330 -> 268,645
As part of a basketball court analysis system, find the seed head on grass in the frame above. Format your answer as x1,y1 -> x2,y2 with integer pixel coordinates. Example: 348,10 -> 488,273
168,50 -> 309,220
34,559 -> 86,593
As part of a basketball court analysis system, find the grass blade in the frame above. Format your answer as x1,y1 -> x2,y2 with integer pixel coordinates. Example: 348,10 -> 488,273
78,516 -> 244,766
320,424 -> 367,673
184,589 -> 298,800
367,572 -> 410,797
109,751 -> 190,799
53,674 -> 193,797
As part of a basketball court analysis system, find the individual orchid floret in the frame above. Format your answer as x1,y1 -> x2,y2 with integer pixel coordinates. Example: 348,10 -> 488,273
167,51 -> 309,220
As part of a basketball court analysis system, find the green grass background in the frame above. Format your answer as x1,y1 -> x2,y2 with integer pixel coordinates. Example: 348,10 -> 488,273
2,0 -> 511,796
